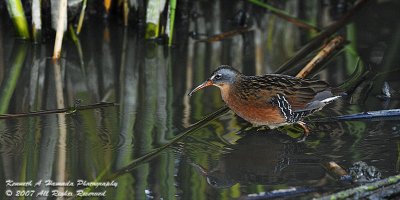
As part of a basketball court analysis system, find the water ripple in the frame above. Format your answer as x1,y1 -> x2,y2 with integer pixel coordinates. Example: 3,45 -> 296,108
0,121 -> 25,156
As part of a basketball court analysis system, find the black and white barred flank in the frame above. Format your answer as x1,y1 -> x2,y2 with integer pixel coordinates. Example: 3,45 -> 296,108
271,94 -> 339,123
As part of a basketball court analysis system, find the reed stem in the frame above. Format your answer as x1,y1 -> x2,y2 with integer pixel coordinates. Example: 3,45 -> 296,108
5,0 -> 30,39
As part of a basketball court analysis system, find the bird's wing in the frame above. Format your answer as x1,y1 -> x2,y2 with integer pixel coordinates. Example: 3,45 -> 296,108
239,75 -> 333,110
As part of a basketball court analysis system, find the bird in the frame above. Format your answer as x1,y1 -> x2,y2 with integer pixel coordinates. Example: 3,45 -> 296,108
188,65 -> 340,140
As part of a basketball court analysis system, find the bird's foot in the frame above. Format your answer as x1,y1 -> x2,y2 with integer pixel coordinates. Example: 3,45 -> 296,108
296,134 -> 307,143
296,121 -> 310,142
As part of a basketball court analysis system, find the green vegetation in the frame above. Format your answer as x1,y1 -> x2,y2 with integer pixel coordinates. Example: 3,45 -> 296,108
5,0 -> 30,39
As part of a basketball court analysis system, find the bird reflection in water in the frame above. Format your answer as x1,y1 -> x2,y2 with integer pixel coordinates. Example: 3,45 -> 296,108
185,129 -> 327,189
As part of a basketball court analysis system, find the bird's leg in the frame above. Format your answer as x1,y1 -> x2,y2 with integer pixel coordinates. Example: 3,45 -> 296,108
255,125 -> 269,132
296,121 -> 310,142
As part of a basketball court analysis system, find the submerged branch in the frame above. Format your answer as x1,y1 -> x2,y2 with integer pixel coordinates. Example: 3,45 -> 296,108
334,109 -> 400,121
309,109 -> 400,123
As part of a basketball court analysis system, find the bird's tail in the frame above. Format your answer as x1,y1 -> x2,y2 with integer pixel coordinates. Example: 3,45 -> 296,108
321,96 -> 341,104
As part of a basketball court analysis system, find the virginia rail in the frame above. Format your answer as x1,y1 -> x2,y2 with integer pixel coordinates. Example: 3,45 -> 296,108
189,65 -> 340,139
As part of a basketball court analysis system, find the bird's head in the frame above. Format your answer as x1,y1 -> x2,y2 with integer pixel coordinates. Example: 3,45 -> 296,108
188,65 -> 240,96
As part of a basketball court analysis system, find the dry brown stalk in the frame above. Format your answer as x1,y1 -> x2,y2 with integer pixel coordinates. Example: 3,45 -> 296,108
296,36 -> 344,78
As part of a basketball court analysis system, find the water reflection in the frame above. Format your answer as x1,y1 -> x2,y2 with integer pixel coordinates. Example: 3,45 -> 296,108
1,0 -> 400,199
0,120 -> 24,156
188,131 -> 325,189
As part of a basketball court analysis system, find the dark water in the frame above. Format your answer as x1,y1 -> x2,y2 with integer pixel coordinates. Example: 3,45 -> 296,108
1,1 -> 400,199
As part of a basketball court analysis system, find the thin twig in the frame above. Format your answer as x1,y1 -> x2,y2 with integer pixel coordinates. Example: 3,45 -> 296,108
196,27 -> 252,43
0,102 -> 117,120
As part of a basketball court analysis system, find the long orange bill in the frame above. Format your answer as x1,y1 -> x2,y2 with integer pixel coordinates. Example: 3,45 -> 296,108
188,80 -> 213,96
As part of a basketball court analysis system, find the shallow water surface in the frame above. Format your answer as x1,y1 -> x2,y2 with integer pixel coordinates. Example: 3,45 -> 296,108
0,0 -> 400,199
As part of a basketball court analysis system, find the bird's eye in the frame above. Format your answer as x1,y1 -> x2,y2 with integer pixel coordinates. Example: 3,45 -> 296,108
214,74 -> 222,80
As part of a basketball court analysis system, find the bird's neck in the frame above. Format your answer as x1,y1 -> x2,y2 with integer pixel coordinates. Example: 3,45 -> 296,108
219,84 -> 232,103
219,76 -> 242,104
